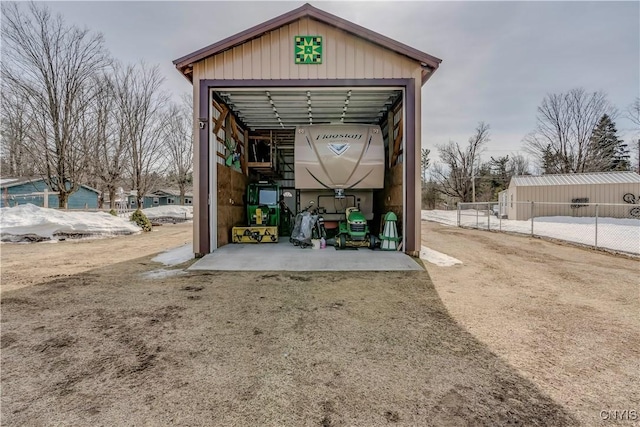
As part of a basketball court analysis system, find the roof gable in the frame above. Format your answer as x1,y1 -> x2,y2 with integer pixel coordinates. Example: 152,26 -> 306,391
173,3 -> 441,82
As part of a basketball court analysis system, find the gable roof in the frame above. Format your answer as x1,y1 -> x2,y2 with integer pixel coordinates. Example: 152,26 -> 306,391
0,177 -> 100,193
511,172 -> 640,187
173,3 -> 441,82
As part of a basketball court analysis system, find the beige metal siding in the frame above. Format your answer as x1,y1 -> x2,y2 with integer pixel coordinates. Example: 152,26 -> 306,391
511,182 -> 640,220
195,17 -> 421,80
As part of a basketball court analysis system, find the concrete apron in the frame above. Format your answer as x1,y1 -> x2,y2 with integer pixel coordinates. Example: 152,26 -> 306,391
188,240 -> 423,272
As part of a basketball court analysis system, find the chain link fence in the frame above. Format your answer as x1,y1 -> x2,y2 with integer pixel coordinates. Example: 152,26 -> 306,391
456,201 -> 640,255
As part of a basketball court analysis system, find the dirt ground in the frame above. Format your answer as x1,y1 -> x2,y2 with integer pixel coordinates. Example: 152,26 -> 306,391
0,222 -> 192,293
0,221 -> 637,426
422,221 -> 639,426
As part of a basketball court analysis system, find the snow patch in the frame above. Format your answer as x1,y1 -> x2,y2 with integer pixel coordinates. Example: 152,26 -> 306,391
0,178 -> 18,185
0,204 -> 141,242
422,209 -> 640,255
420,245 -> 463,267
141,268 -> 188,279
151,243 -> 193,266
142,205 -> 193,220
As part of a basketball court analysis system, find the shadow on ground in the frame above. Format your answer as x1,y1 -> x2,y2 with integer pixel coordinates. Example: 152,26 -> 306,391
1,256 -> 578,426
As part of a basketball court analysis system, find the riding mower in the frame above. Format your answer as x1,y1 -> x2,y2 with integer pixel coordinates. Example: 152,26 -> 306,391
335,207 -> 376,249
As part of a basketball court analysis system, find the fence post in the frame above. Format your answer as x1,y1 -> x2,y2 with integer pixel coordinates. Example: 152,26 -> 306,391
476,206 -> 479,229
499,208 -> 502,231
487,203 -> 491,231
457,203 -> 461,227
595,204 -> 599,249
530,201 -> 534,236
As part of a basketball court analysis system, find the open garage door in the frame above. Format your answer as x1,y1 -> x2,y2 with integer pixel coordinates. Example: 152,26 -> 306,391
207,84 -> 408,253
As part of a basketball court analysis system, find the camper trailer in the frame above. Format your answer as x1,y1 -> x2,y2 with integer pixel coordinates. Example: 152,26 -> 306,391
294,124 -> 385,221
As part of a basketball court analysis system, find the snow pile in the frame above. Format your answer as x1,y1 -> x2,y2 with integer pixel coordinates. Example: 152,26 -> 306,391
420,245 -> 463,267
142,205 -> 193,222
151,243 -> 193,266
422,209 -> 640,255
0,204 -> 141,242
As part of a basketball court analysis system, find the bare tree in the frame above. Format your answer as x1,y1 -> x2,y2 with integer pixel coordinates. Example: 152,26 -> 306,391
508,153 -> 530,176
626,97 -> 640,172
1,3 -> 110,207
432,122 -> 490,202
113,63 -> 167,208
89,72 -> 129,209
524,88 -> 615,174
627,97 -> 640,127
163,95 -> 193,205
0,88 -> 37,176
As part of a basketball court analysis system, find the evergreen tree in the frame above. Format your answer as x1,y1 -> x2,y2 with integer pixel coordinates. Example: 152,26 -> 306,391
611,141 -> 631,171
587,114 -> 629,171
541,144 -> 562,174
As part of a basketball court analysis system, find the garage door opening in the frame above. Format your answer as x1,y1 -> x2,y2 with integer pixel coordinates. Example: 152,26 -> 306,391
209,87 -> 406,250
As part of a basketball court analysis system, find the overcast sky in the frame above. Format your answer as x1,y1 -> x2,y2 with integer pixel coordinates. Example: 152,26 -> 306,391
40,1 -> 639,167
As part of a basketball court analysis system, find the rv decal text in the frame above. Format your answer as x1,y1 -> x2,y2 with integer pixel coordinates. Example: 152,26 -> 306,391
316,133 -> 363,140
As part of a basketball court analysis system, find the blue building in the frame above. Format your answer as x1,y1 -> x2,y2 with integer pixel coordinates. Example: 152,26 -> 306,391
126,188 -> 193,208
0,177 -> 100,209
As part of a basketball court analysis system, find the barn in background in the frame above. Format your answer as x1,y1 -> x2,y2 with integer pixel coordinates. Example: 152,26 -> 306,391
499,171 -> 640,220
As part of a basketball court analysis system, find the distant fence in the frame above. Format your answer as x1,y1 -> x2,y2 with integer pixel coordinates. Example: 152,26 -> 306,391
456,201 -> 640,255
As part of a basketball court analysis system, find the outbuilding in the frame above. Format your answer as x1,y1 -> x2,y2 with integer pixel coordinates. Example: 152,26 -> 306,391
173,3 -> 441,257
498,171 -> 640,220
0,177 -> 100,209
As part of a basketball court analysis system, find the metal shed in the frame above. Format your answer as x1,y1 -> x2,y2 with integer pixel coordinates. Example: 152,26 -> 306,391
502,172 -> 640,220
173,3 -> 441,257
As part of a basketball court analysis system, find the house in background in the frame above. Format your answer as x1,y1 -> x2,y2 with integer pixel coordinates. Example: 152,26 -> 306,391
154,189 -> 193,206
0,177 -> 100,209
125,188 -> 193,208
498,171 -> 640,220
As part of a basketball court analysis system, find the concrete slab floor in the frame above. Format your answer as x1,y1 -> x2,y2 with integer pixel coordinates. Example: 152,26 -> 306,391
189,240 -> 423,271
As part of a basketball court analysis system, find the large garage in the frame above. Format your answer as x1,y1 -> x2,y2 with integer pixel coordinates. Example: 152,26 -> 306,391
173,3 -> 441,261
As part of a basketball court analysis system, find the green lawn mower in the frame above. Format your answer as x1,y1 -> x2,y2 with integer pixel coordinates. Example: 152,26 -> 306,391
335,207 -> 376,249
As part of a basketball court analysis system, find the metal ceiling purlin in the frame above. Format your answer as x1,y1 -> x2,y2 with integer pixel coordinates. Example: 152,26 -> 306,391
217,87 -> 400,129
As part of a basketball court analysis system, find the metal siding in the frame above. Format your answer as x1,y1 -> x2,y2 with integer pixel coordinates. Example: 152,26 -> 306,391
230,46 -> 241,79
278,26 -> 290,79
192,18 -> 421,82
366,41 -> 377,79
288,20 -> 300,79
221,50 -> 231,79
269,30 -> 279,79
213,55 -> 224,79
299,19 -> 310,80
252,39 -> 262,79
242,44 -> 252,79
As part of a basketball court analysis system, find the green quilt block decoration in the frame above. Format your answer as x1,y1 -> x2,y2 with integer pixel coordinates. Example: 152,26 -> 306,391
295,36 -> 322,64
